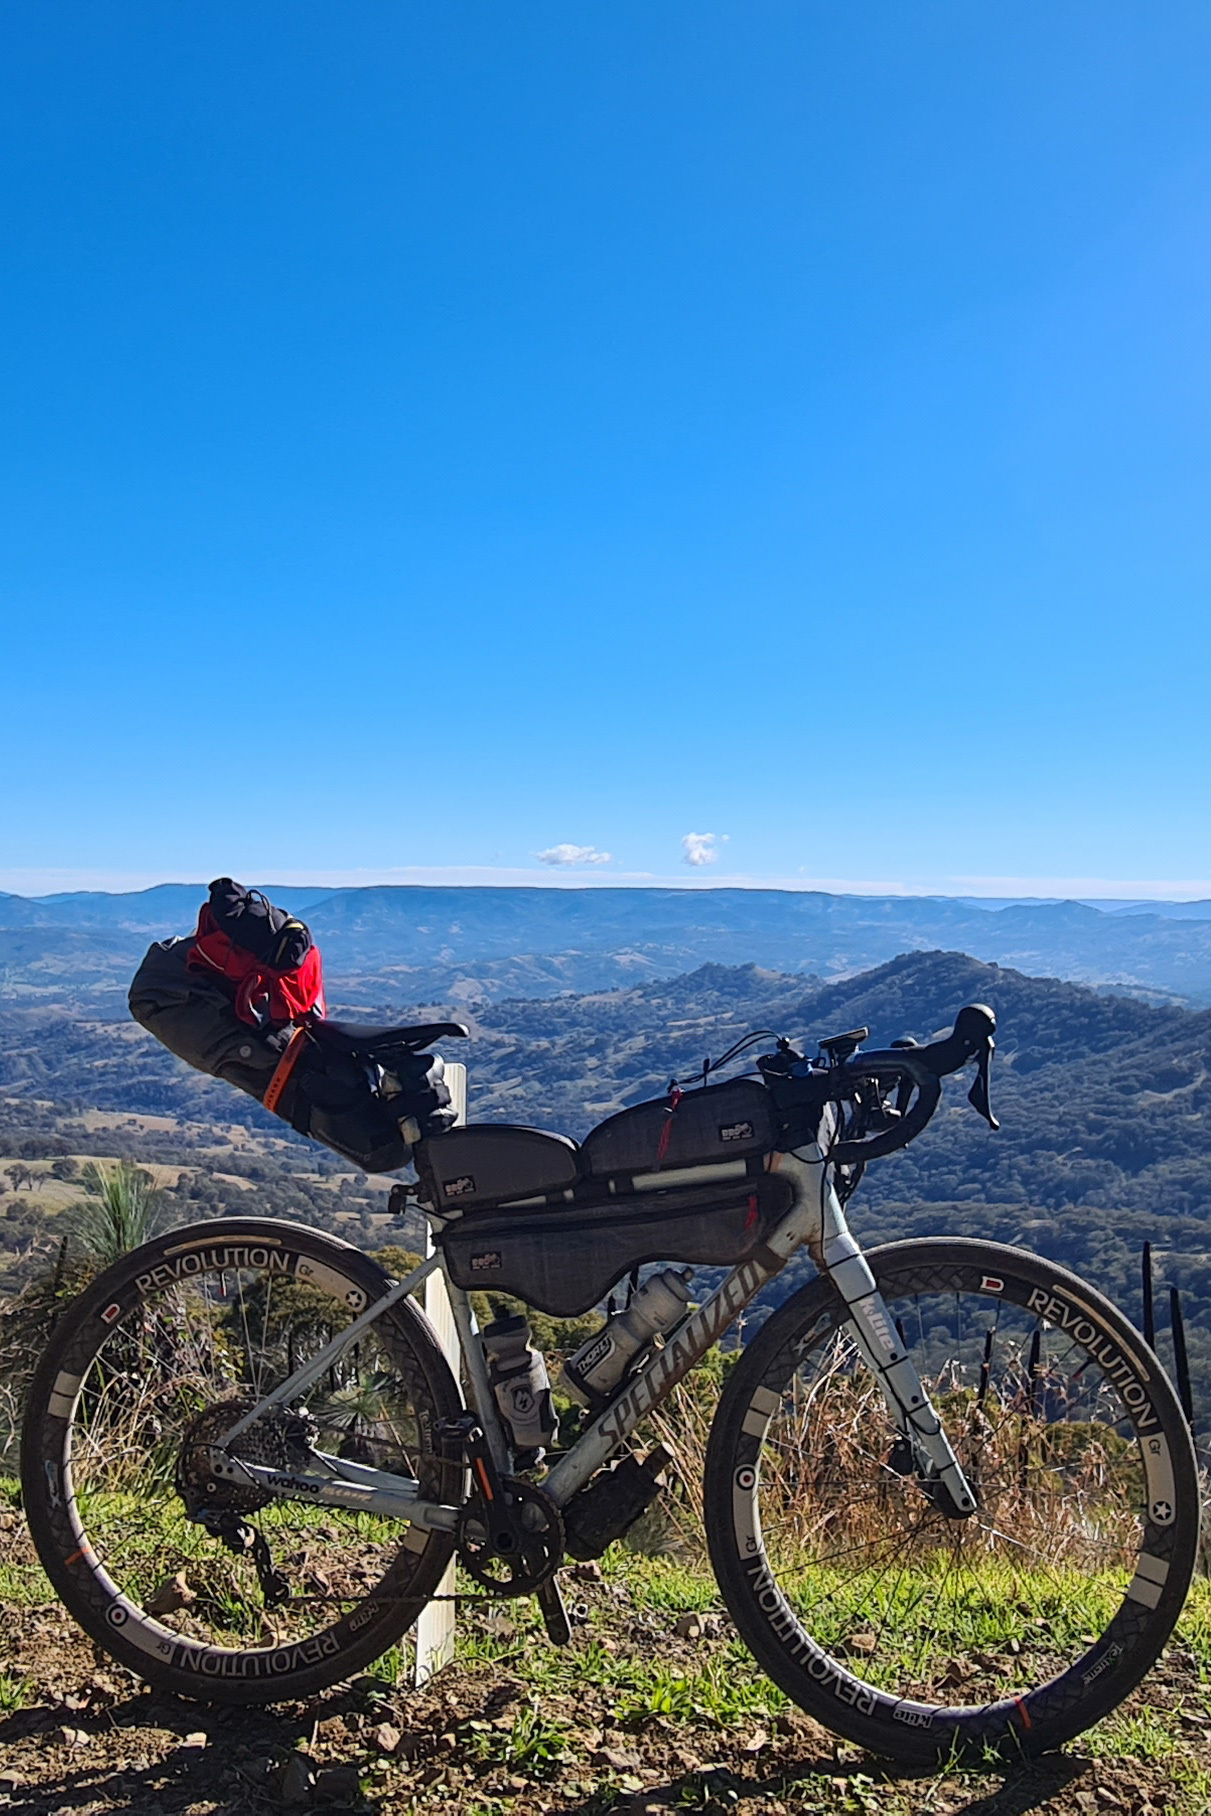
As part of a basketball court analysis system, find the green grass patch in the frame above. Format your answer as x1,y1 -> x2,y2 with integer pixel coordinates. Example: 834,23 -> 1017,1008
0,1671 -> 29,1712
1176,1574 -> 1211,1670
614,1647 -> 788,1728
0,1561 -> 47,1607
607,1553 -> 722,1614
1086,1702 -> 1185,1761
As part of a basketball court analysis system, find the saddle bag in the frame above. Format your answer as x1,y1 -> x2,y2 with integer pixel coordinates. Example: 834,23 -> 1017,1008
128,883 -> 451,1173
129,934 -> 292,1102
580,1077 -> 776,1187
187,877 -> 325,1028
439,1171 -> 793,1317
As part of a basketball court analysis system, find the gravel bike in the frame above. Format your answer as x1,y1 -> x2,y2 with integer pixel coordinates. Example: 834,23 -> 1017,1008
21,1004 -> 1199,1761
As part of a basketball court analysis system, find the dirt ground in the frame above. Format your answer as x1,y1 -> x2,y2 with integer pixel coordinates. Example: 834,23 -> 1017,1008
1,1509 -> 1209,1816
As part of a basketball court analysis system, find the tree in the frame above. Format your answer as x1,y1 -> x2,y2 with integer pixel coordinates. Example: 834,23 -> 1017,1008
4,1163 -> 31,1193
50,1157 -> 79,1181
69,1161 -> 160,1268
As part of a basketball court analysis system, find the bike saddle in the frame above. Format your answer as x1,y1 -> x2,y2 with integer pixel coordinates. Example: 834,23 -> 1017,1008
312,1018 -> 469,1055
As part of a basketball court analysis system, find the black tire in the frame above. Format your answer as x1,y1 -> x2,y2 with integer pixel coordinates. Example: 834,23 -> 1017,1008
704,1239 -> 1199,1762
21,1218 -> 463,1704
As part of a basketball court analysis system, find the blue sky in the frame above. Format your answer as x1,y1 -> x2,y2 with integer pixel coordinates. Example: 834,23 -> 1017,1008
2,3 -> 1210,897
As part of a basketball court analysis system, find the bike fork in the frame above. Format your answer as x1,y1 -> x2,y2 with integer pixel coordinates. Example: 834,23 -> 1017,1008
791,1151 -> 978,1517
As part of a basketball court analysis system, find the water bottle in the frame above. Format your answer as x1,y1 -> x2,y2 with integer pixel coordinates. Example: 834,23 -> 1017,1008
563,1270 -> 693,1407
482,1313 -> 558,1460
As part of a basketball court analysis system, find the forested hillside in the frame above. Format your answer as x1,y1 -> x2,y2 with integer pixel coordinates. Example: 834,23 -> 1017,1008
2,948 -> 1209,1427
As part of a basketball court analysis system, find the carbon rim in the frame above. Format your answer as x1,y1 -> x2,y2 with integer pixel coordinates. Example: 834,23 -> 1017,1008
23,1221 -> 460,1694
712,1243 -> 1197,1753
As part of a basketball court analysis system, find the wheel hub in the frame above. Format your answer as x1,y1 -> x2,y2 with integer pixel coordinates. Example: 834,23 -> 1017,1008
176,1397 -> 316,1517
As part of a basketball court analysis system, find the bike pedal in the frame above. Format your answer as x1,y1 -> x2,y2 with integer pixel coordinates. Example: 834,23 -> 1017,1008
536,1576 -> 572,1646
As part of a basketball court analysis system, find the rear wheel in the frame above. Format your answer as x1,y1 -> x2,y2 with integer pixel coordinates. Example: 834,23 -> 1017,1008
704,1238 -> 1199,1761
21,1218 -> 463,1703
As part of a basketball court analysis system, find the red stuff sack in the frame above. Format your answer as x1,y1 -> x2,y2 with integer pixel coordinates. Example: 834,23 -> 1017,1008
186,877 -> 325,1028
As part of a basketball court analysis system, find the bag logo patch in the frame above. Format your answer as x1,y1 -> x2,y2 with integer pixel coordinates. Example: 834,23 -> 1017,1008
719,1121 -> 755,1143
443,1175 -> 477,1198
470,1250 -> 503,1272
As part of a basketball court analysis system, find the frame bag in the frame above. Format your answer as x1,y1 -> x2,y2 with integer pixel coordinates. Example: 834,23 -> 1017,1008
438,1171 -> 794,1316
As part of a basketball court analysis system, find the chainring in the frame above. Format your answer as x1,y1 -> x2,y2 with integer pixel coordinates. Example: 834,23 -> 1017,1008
457,1478 -> 564,1596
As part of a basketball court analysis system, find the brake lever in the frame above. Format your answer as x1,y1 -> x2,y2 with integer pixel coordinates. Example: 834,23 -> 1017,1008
967,1035 -> 999,1130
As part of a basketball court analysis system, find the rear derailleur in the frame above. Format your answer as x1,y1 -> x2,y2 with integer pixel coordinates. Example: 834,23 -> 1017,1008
198,1508 -> 292,1610
175,1396 -> 315,1612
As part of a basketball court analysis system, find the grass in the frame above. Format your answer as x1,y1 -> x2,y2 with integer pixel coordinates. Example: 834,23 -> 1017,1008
0,1670 -> 29,1712
0,1561 -> 44,1607
1086,1704 -> 1188,1761
607,1554 -> 722,1614
4,1448 -> 1211,1811
449,1562 -> 1211,1741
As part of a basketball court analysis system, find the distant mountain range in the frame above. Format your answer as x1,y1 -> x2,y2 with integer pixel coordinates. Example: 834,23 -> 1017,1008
6,883 -> 1211,1007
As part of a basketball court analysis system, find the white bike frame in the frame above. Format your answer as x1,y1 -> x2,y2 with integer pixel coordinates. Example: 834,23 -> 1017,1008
214,1140 -> 977,1530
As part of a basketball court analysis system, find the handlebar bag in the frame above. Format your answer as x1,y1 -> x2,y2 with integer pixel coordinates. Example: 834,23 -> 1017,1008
580,1078 -> 776,1187
439,1172 -> 794,1317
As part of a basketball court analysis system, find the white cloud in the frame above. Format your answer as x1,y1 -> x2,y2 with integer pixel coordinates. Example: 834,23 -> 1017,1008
682,832 -> 727,868
535,843 -> 613,867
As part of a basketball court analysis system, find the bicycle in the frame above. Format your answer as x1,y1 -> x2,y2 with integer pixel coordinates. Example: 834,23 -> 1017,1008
20,1003 -> 1200,1762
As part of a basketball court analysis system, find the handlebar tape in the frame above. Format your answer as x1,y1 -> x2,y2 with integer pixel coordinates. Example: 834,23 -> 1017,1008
826,1052 -> 942,1164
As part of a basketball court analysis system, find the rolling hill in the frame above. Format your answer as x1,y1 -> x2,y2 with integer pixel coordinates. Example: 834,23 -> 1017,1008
2,945 -> 1209,1427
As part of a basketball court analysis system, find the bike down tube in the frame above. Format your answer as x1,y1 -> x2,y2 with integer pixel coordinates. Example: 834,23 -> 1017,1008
542,1149 -> 823,1507
544,1146 -> 975,1515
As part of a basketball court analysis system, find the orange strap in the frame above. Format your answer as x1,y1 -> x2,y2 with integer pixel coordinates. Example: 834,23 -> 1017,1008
263,1025 -> 309,1116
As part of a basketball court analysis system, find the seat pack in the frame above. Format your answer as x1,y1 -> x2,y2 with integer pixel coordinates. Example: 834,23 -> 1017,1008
188,878 -> 325,1028
128,880 -> 461,1172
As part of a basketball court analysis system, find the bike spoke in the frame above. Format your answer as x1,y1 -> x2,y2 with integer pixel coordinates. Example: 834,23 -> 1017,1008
742,1268 -> 1156,1715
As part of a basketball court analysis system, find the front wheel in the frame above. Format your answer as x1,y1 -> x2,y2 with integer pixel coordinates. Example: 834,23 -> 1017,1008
21,1218 -> 464,1703
704,1238 -> 1199,1762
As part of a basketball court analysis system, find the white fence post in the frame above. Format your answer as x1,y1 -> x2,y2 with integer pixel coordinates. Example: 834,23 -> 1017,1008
414,1059 -> 465,1687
